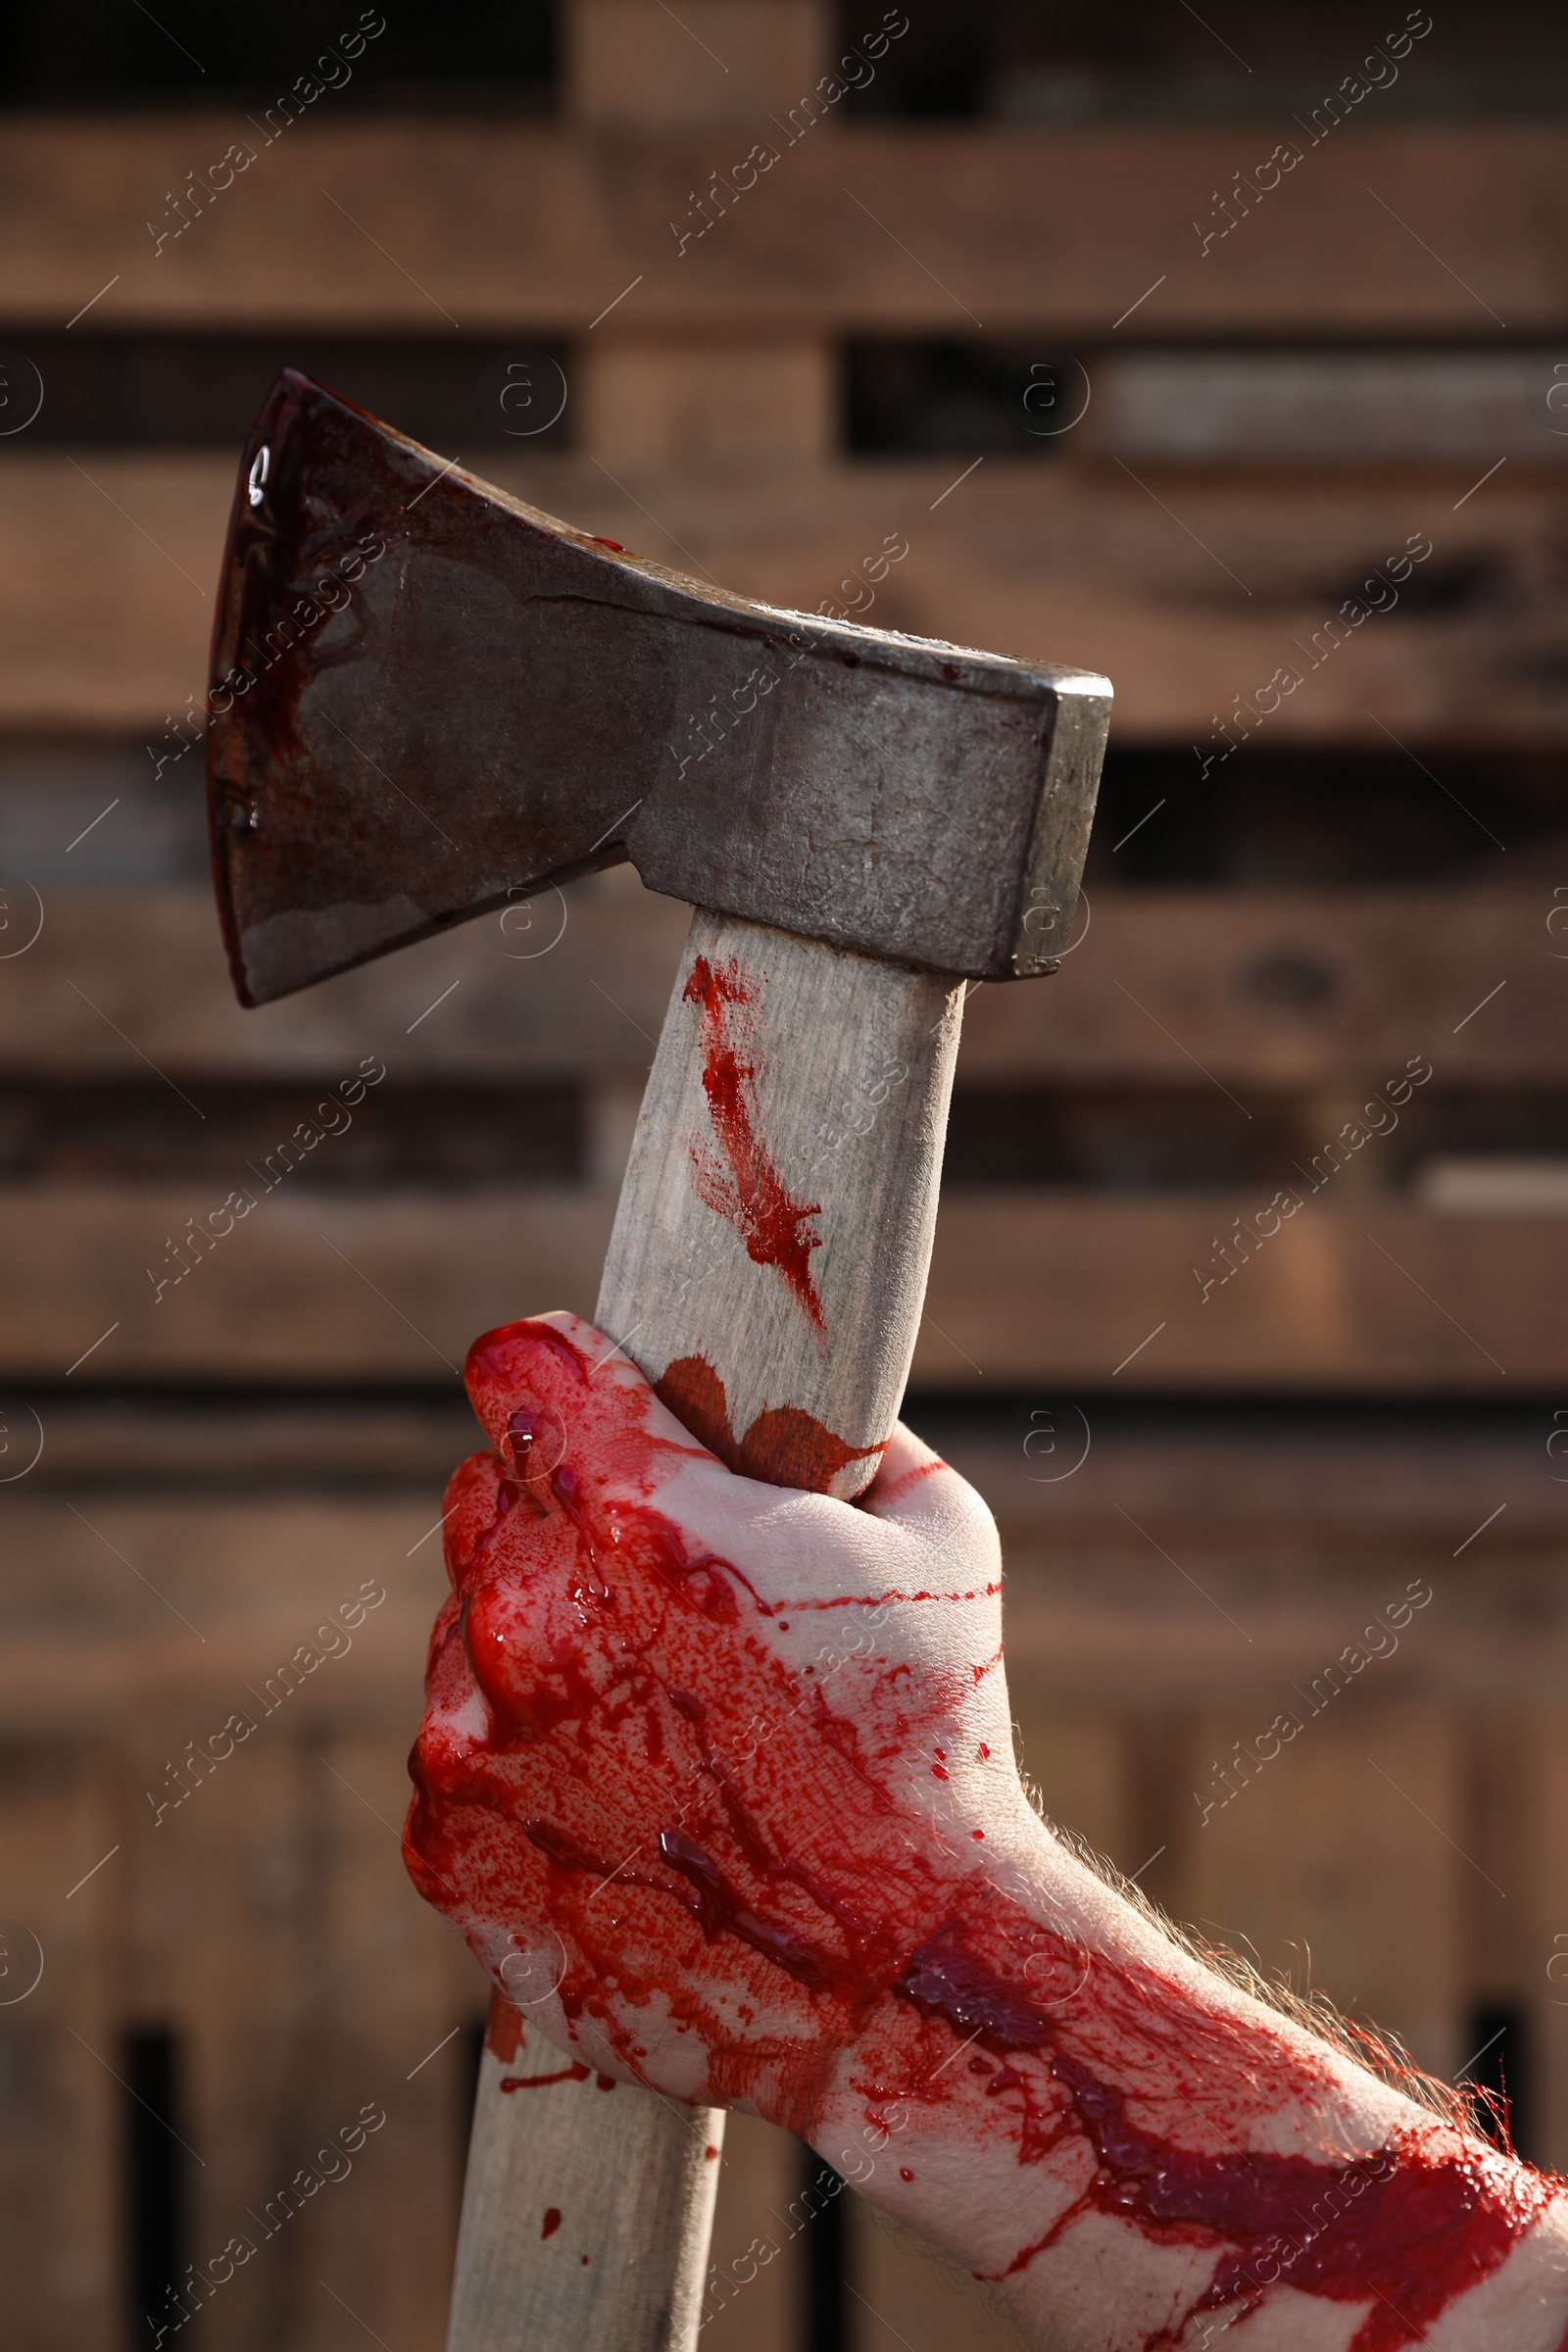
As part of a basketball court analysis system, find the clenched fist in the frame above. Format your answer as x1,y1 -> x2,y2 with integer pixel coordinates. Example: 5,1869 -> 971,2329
405,1313 -> 1568,2352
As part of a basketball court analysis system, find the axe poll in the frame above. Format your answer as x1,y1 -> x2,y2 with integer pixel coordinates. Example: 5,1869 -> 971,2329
205,371 -> 1109,2352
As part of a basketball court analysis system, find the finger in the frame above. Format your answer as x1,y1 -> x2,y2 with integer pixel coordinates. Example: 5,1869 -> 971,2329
462,1310 -> 714,1496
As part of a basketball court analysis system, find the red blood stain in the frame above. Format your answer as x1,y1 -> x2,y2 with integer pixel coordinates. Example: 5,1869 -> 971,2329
484,1987 -> 524,2061
706,2144 -> 720,2161
657,1351 -> 885,1495
900,2167 -> 914,2182
681,956 -> 824,1331
541,2207 -> 562,2238
897,1928 -> 1552,2346
502,2061 -> 591,2093
407,1316 -> 1559,2350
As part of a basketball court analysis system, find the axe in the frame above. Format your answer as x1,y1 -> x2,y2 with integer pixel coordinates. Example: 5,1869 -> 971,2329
205,371 -> 1109,2351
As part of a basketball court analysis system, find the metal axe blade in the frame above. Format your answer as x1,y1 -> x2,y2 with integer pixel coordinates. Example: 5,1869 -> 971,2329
205,370 -> 1108,1006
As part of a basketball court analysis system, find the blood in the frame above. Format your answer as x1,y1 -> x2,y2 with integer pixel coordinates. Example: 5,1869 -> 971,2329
502,2061 -> 591,2092
541,2206 -> 562,2237
898,1928 -> 1552,2347
656,1351 -> 884,1494
681,955 -> 825,1331
407,1315 -> 1559,2350
485,1987 -> 524,2060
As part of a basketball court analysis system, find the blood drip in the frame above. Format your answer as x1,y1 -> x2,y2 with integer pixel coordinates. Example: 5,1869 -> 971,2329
407,1316 -> 1559,2351
541,2207 -> 562,2238
681,955 -> 825,1330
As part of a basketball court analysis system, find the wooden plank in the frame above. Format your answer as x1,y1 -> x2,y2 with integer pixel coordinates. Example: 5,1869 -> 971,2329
3,122 -> 1564,336
0,1185 -> 1560,1386
1176,1701 -> 1465,2080
2,883 -> 1563,1085
6,445 -> 1568,740
0,1494 -> 449,1730
300,1732 -> 479,2352
3,1183 -> 609,1383
919,1195 -> 1550,1391
0,873 -> 683,1080
0,1740 -> 118,2352
963,889 -> 1563,1088
1009,1702 -> 1134,1876
122,1712 -> 307,2352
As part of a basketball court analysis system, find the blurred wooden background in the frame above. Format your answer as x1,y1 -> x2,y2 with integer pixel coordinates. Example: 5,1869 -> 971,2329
3,2 -> 1568,2346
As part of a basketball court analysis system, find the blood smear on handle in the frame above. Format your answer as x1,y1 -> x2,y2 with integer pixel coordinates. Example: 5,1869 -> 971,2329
682,954 -> 825,1331
656,1350 -> 883,1494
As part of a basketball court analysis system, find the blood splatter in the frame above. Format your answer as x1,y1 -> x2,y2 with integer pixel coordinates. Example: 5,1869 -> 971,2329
681,955 -> 825,1330
541,2207 -> 562,2238
407,1315 -> 1560,2350
656,1351 -> 884,1494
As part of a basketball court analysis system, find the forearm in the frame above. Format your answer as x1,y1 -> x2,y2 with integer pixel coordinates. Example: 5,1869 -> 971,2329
810,1814 -> 1568,2352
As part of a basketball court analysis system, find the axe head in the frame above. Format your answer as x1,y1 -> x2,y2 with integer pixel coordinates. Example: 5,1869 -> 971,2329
205,371 -> 1110,1005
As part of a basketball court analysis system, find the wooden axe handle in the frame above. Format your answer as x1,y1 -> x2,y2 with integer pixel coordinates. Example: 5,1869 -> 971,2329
445,910 -> 964,2351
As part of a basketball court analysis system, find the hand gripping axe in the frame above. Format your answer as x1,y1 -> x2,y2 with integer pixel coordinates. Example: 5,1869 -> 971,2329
205,371 -> 1110,2352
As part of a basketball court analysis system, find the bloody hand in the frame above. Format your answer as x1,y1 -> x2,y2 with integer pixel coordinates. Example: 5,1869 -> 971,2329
405,1313 -> 1568,2352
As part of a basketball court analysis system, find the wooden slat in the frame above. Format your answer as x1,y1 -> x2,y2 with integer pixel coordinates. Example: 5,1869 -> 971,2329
1009,1703 -> 1134,1874
965,889 -> 1559,1087
122,1713 -> 308,2352
1178,1703 -> 1465,2079
0,1184 -> 1558,1386
5,446 -> 1568,739
12,1185 -> 610,1383
0,1742 -> 118,2352
921,1194 -> 1548,1390
301,1732 -> 476,2352
0,1494 -> 447,1729
0,874 -> 683,1079
2,884 -> 1562,1084
2,122 -> 1562,336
